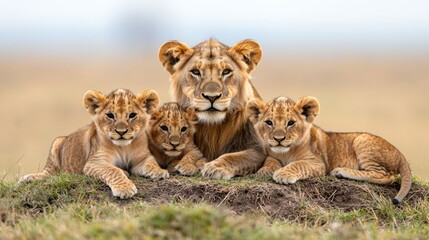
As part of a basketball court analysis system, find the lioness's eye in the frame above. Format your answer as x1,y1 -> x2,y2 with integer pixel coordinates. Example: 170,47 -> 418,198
265,120 -> 273,126
160,125 -> 169,132
129,112 -> 137,119
222,69 -> 232,75
287,120 -> 296,127
106,113 -> 115,120
181,127 -> 188,132
190,69 -> 201,76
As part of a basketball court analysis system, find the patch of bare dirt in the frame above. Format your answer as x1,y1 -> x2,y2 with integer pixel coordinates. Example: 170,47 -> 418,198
107,176 -> 428,221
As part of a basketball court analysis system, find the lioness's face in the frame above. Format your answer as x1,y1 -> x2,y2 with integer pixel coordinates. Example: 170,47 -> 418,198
84,89 -> 159,146
158,39 -> 262,124
149,103 -> 196,157
246,97 -> 320,153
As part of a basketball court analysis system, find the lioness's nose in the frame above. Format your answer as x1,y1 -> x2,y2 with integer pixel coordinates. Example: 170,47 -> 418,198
273,136 -> 286,143
115,129 -> 128,136
202,93 -> 221,103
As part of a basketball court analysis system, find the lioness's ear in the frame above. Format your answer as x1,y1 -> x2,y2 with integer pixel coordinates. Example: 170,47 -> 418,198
295,96 -> 320,123
229,39 -> 262,73
246,98 -> 267,124
137,89 -> 160,114
158,41 -> 192,74
83,89 -> 106,115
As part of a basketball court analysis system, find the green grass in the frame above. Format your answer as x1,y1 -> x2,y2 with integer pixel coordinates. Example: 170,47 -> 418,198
1,174 -> 428,239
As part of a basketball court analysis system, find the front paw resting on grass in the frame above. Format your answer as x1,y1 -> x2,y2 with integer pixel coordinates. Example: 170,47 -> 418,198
273,169 -> 299,184
256,166 -> 276,177
330,167 -> 346,179
175,161 -> 198,176
201,161 -> 234,180
143,168 -> 170,180
110,180 -> 137,199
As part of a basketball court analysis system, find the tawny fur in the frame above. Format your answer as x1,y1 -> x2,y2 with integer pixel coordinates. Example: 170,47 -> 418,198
19,89 -> 167,199
158,39 -> 265,179
246,96 -> 412,204
147,102 -> 206,176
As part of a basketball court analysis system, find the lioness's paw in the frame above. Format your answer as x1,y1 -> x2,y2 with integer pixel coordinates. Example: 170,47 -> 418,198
256,167 -> 275,177
273,169 -> 299,184
202,162 -> 234,180
175,162 -> 198,176
145,168 -> 170,180
110,180 -> 137,199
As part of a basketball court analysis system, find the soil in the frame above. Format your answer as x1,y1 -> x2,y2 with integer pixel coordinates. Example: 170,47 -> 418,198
105,176 -> 429,221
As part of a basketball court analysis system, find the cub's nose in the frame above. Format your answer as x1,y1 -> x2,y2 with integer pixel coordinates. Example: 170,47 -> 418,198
169,135 -> 180,148
273,136 -> 286,143
202,93 -> 222,103
115,129 -> 128,136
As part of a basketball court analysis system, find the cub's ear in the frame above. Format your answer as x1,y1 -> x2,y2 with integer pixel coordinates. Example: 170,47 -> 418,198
158,41 -> 193,74
137,89 -> 160,115
229,39 -> 262,73
295,96 -> 320,123
149,109 -> 161,121
246,98 -> 267,124
83,89 -> 106,115
185,107 -> 198,124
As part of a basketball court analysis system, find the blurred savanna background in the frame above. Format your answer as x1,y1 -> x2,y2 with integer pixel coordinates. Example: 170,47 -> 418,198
0,0 -> 428,180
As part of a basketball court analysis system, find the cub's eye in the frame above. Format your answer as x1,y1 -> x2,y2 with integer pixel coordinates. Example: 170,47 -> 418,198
190,69 -> 201,76
181,127 -> 188,133
287,120 -> 296,127
129,112 -> 137,119
160,125 -> 169,132
264,120 -> 273,126
106,113 -> 115,120
222,69 -> 232,75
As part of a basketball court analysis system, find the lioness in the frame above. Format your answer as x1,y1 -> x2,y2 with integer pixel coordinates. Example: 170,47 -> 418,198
158,39 -> 265,179
246,96 -> 412,204
147,102 -> 206,175
19,89 -> 168,199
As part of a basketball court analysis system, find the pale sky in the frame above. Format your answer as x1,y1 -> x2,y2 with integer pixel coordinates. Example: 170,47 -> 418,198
1,0 -> 428,52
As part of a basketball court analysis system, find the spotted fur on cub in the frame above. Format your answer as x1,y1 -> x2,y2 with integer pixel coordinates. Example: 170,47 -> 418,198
19,89 -> 166,199
247,96 -> 412,205
147,102 -> 206,175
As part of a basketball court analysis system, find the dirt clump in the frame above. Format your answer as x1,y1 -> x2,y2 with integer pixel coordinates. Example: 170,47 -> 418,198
109,176 -> 429,221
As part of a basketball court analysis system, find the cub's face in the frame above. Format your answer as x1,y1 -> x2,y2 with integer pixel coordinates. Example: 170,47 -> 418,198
246,96 -> 320,153
84,89 -> 159,146
158,39 -> 262,124
148,103 -> 196,157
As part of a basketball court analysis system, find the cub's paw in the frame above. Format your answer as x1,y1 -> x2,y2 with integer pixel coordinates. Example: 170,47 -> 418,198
175,162 -> 198,176
330,168 -> 346,179
121,169 -> 130,178
110,180 -> 137,199
145,168 -> 170,180
195,158 -> 208,170
18,173 -> 45,183
18,174 -> 35,183
201,161 -> 234,180
256,167 -> 276,177
273,169 -> 299,184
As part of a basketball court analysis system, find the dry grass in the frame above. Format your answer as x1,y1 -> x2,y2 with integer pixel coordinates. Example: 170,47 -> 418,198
0,54 -> 429,180
1,174 -> 428,239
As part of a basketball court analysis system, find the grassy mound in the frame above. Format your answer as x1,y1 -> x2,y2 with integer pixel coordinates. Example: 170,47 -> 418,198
1,174 -> 428,239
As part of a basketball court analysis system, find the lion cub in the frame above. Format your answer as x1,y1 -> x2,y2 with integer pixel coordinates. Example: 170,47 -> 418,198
147,102 -> 206,175
20,89 -> 169,199
246,96 -> 412,205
